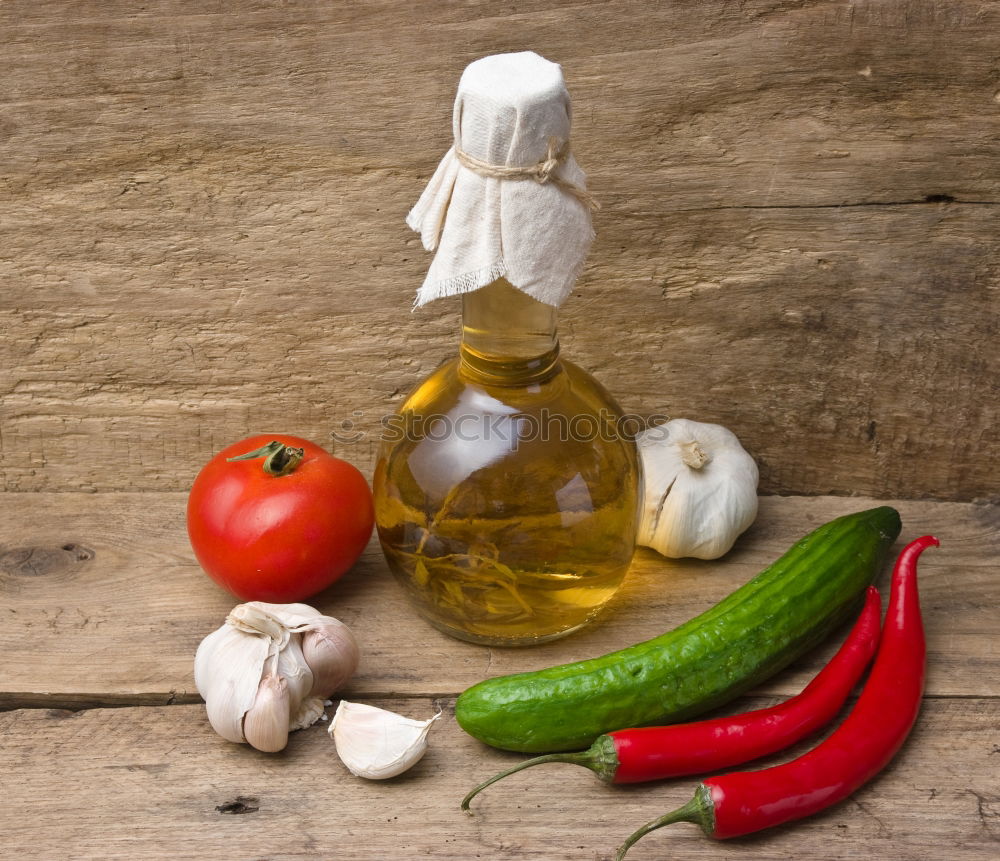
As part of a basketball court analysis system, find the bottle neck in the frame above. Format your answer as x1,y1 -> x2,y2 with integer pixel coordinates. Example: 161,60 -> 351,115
459,279 -> 560,385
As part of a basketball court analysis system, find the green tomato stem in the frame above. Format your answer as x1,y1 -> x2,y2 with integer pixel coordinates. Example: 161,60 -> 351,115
227,441 -> 304,476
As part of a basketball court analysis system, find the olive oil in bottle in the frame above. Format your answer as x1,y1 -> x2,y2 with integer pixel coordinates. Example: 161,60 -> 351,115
374,52 -> 640,645
375,281 -> 639,645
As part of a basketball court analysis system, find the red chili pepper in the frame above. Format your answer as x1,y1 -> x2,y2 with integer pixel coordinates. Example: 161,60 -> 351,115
462,585 -> 881,811
615,535 -> 938,860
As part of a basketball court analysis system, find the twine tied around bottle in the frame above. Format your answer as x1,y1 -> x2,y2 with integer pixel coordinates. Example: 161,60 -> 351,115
453,137 -> 600,211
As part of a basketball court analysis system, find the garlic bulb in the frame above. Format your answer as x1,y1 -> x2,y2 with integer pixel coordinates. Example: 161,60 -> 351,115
329,700 -> 441,779
637,418 -> 759,560
194,601 -> 359,751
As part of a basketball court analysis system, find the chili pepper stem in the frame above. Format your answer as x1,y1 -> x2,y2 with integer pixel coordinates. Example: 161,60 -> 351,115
461,740 -> 615,813
615,784 -> 715,860
226,441 -> 305,476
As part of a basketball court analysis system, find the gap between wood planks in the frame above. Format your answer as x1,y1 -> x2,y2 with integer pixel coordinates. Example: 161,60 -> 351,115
616,197 -> 1000,215
2,691 -> 995,713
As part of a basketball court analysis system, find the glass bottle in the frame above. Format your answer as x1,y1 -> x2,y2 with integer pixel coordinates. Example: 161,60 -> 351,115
374,278 -> 640,645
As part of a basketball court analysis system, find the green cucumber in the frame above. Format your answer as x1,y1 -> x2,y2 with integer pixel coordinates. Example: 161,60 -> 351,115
455,506 -> 901,753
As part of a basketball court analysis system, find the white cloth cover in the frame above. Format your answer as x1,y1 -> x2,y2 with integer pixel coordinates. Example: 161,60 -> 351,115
406,51 -> 595,308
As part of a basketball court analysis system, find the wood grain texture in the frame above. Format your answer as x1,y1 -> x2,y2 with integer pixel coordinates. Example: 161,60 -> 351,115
1,697 -> 998,860
0,492 -> 995,708
1,0 -> 999,498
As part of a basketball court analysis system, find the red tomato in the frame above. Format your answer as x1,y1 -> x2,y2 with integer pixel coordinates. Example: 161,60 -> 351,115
187,434 -> 374,602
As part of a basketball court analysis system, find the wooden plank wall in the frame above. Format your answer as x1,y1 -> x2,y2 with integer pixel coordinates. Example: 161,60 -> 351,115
2,0 -> 998,500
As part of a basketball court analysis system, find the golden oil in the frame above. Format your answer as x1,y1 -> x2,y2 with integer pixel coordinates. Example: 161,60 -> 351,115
374,280 -> 640,646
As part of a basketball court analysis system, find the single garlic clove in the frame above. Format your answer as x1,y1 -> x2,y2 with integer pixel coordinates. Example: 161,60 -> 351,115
276,633 -> 316,728
329,700 -> 441,779
302,622 -> 360,698
242,674 -> 291,753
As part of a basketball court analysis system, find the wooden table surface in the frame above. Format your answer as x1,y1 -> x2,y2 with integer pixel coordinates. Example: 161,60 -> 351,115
1,493 -> 997,859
